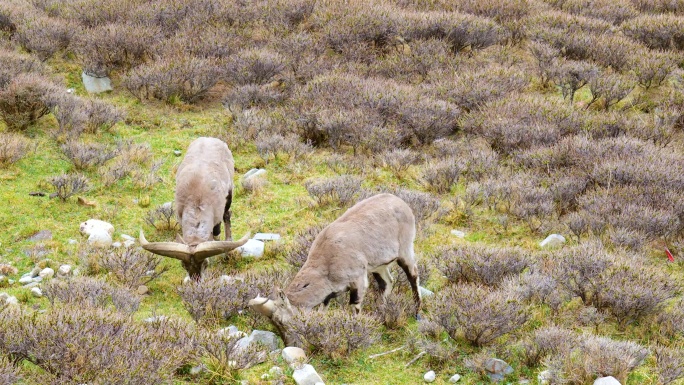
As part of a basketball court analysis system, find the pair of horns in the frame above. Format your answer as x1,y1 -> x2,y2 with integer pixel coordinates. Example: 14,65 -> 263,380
139,231 -> 250,261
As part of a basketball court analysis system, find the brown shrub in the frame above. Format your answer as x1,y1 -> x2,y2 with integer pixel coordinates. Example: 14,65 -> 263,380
61,140 -> 116,170
550,241 -> 615,306
621,14 -> 684,50
82,98 -> 124,133
0,73 -> 51,131
629,0 -> 684,13
321,6 -> 398,57
631,50 -> 677,89
99,248 -> 168,290
529,40 -> 561,85
223,84 -> 286,109
379,148 -> 419,177
288,308 -> 381,357
48,173 -> 90,201
305,175 -> 365,207
255,132 -> 311,163
654,344 -> 684,385
285,225 -> 323,269
381,187 -> 442,228
433,244 -> 530,287
43,276 -> 141,314
550,59 -> 598,103
587,70 -> 635,110
42,91 -> 89,138
519,325 -> 578,366
0,48 -> 46,88
177,273 -> 253,323
222,48 -> 285,86
0,133 -> 32,166
430,283 -> 528,346
366,289 -> 414,330
0,355 -> 20,384
13,14 -> 75,60
558,0 -> 639,24
420,158 -> 461,193
144,203 -> 180,232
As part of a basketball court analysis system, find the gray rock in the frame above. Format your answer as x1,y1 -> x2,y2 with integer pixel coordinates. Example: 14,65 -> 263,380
424,370 -> 436,383
58,265 -> 72,276
449,374 -> 461,383
594,377 -> 621,385
190,365 -> 205,375
519,380 -> 530,385
23,282 -> 39,289
253,233 -> 281,241
5,295 -> 18,305
450,229 -> 466,238
539,234 -> 566,248
162,202 -> 173,210
269,366 -> 284,378
39,268 -> 54,279
143,315 -> 168,323
112,241 -> 122,248
137,285 -> 149,295
283,346 -> 307,368
292,364 -> 324,385
484,358 -> 513,382
236,239 -> 265,258
538,370 -> 552,385
120,234 -> 135,241
419,286 -> 434,297
218,325 -> 247,339
28,230 -> 52,242
82,71 -> 113,93
244,168 -> 267,180
33,276 -> 43,283
18,276 -> 33,285
31,287 -> 42,297
173,150 -> 182,156
237,330 -> 278,352
68,239 -> 78,245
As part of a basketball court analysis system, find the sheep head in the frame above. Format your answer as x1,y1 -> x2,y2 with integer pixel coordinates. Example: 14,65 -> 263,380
248,289 -> 302,347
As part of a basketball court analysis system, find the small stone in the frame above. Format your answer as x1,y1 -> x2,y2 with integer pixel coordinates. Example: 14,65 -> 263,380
250,330 -> 279,351
58,265 -> 72,276
28,230 -> 52,242
87,230 -> 113,248
68,239 -> 78,245
161,202 -> 173,210
539,234 -> 566,248
424,370 -> 436,382
112,241 -> 122,248
292,364 -> 324,385
39,268 -> 55,279
236,239 -> 265,258
23,282 -> 39,289
183,276 -> 191,285
253,233 -> 281,241
79,219 -> 114,235
31,287 -> 42,297
82,71 -> 113,93
5,296 -> 18,305
18,276 -> 33,285
137,285 -> 149,295
123,239 -> 135,247
173,150 -> 182,156
218,325 -> 247,339
143,315 -> 168,323
190,365 -> 205,375
519,380 -> 530,385
594,376 -> 621,385
538,370 -> 552,385
120,234 -> 135,241
419,286 -> 434,297
269,366 -> 284,378
450,229 -> 466,238
73,268 -> 80,276
283,346 -> 307,368
261,373 -> 270,380
484,358 -> 512,374
30,266 -> 41,277
449,374 -> 461,383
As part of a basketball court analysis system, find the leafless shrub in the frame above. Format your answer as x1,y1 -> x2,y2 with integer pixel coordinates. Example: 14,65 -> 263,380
99,248 -> 168,290
391,96 -> 460,146
305,175 -> 365,207
529,40 -> 561,86
420,158 -> 461,194
621,14 -> 684,50
285,225 -> 323,269
131,159 -> 164,190
43,276 -> 141,314
631,50 -> 677,90
82,99 -> 124,133
13,14 -> 74,60
380,148 -> 419,177
385,188 -> 442,227
0,305 -> 198,384
0,355 -> 20,384
74,22 -> 161,75
255,132 -> 311,163
123,52 -> 220,103
367,288 -> 414,330
100,157 -> 136,187
587,70 -> 635,110
61,140 -> 116,170
0,49 -> 46,88
0,73 -> 51,132
223,83 -> 286,109
199,330 -> 267,380
505,270 -> 564,311
176,273 -> 253,323
607,227 -> 645,250
551,59 -> 598,103
544,334 -> 649,384
144,203 -> 179,232
654,344 -> 684,385
433,244 -> 530,287
223,48 -> 285,86
519,325 -> 578,366
321,6 -> 397,58
48,173 -> 90,201
0,133 -> 31,166
288,308 -> 381,357
657,299 -> 684,338
578,306 -> 609,333
558,0 -> 639,24
599,263 -> 677,330
629,0 -> 684,13
431,283 -> 528,347
551,241 -> 615,306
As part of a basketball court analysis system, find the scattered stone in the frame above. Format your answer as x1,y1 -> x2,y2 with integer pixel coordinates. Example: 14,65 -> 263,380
236,239 -> 265,258
31,287 -> 42,297
80,219 -> 114,235
449,374 -> 461,383
244,168 -> 267,180
123,239 -> 135,247
58,265 -> 72,276
283,347 -> 307,368
261,373 -> 270,380
219,275 -> 244,284
18,276 -> 33,285
292,364 -> 324,385
538,370 -> 552,385
419,286 -> 434,297
137,285 -> 149,295
121,234 -> 135,241
217,325 -> 247,339
28,230 -> 52,242
253,233 -> 281,241
5,296 -> 18,306
183,276 -> 191,285
484,358 -> 513,382
161,202 -> 173,210
173,150 -> 182,156
30,266 -> 41,277
189,365 -> 205,375
23,282 -> 39,289
112,241 -> 122,248
143,315 -> 168,323
237,330 -> 279,352
82,71 -> 113,93
269,366 -> 284,378
539,234 -> 566,248
68,239 -> 78,245
424,370 -> 436,383
594,377 -> 621,385
450,229 -> 466,238
519,380 -> 530,385
73,268 -> 80,276
88,230 -> 113,248
39,268 -> 55,280
32,276 -> 42,283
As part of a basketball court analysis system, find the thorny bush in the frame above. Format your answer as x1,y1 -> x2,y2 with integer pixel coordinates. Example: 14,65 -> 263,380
0,133 -> 32,166
433,244 -> 530,287
43,276 -> 141,314
99,247 -> 168,290
48,173 -> 90,201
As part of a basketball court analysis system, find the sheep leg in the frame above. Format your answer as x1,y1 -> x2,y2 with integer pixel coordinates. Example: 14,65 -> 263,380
349,274 -> 369,315
372,265 -> 394,298
223,190 -> 233,241
397,259 -> 421,319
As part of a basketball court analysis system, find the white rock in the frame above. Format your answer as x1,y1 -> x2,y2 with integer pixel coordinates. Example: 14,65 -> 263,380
183,276 -> 191,285
39,268 -> 54,279
218,325 -> 247,339
123,239 -> 135,248
68,239 -> 78,245
539,234 -> 566,248
594,377 -> 621,385
120,234 -> 135,241
79,219 -> 114,235
538,370 -> 552,385
161,202 -> 173,210
87,229 -> 113,248
5,296 -> 18,305
190,365 -> 205,375
143,315 -> 168,323
449,374 -> 461,383
244,168 -> 267,180
23,282 -> 39,289
236,239 -> 265,258
220,275 -> 244,284
112,241 -> 122,248
261,373 -> 271,380
137,285 -> 149,295
253,233 -> 281,241
283,346 -> 307,368
269,366 -> 284,378
31,287 -> 42,297
450,229 -> 466,238
419,286 -> 434,297
58,265 -> 72,276
292,364 -> 324,385
424,370 -> 436,382
19,276 -> 33,284
82,71 -> 113,93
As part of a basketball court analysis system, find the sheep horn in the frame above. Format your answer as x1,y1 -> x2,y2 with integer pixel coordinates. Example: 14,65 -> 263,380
193,232 -> 251,260
139,230 -> 192,262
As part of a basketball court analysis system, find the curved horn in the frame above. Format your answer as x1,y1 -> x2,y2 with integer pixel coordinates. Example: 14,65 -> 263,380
139,230 -> 191,262
193,232 -> 251,260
